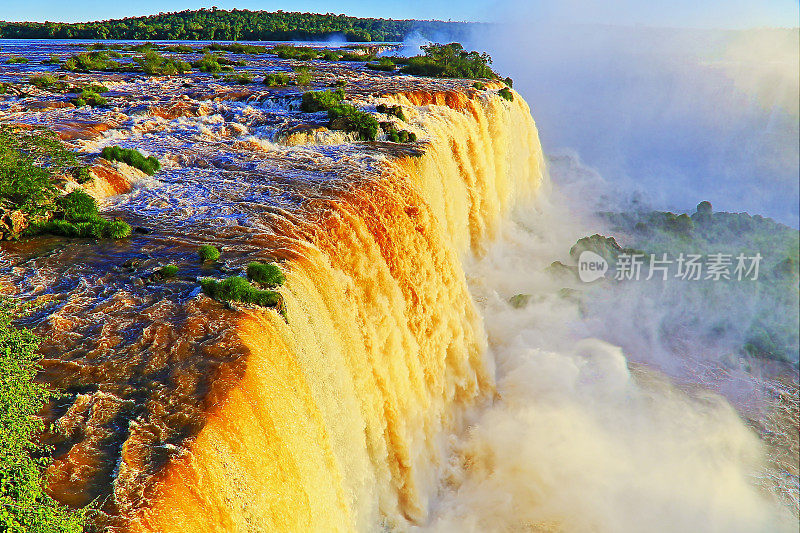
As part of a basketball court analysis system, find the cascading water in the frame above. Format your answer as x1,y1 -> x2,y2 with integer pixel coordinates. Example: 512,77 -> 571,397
0,41 -> 795,532
131,94 -> 546,532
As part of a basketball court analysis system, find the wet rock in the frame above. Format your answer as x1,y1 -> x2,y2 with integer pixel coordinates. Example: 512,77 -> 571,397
0,207 -> 28,240
82,160 -> 133,199
51,120 -> 115,141
147,101 -> 199,119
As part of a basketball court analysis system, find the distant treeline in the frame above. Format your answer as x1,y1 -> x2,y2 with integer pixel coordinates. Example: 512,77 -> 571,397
0,8 -> 475,42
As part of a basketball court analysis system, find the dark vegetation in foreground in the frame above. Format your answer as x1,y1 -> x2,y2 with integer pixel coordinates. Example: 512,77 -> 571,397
0,125 -> 131,241
0,300 -> 86,532
0,9 -> 473,42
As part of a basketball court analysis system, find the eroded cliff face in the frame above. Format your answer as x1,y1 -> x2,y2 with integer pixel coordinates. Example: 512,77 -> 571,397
0,44 -> 544,531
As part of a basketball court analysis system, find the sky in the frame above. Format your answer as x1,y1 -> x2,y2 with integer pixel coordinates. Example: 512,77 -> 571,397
0,0 -> 798,27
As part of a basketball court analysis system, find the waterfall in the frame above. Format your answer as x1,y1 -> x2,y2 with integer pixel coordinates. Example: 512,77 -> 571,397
130,92 -> 547,532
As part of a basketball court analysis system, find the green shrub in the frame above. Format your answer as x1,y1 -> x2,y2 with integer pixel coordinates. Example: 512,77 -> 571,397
246,261 -> 285,287
200,276 -> 281,307
263,73 -> 291,87
383,124 -> 417,143
498,87 -> 513,101
198,244 -> 221,262
70,89 -> 106,107
192,53 -> 223,73
327,104 -> 379,141
400,43 -> 496,79
269,45 -> 320,61
137,50 -> 191,75
29,217 -> 131,239
55,190 -> 97,220
62,52 -> 128,72
366,58 -> 396,72
376,103 -> 406,121
160,264 -> 179,278
224,72 -> 254,84
0,126 -> 77,214
300,88 -> 345,112
319,50 -> 342,61
472,81 -> 486,90
71,166 -> 92,184
100,146 -> 160,175
28,74 -> 58,89
293,66 -> 313,85
206,43 -> 266,55
46,54 -> 61,64
0,300 -> 86,533
6,56 -> 29,64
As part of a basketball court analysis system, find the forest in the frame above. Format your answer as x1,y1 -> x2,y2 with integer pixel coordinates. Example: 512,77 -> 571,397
0,8 -> 475,42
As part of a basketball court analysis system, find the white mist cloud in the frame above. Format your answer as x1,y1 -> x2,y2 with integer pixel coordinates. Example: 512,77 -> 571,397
466,15 -> 799,226
418,180 -> 797,532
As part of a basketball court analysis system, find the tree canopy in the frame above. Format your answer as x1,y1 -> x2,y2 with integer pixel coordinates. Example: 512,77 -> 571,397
0,9 -> 475,42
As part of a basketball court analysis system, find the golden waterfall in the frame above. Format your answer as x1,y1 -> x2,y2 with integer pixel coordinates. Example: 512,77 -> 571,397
132,91 -> 546,532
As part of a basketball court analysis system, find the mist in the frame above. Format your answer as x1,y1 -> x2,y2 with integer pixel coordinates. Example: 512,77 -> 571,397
466,19 -> 799,227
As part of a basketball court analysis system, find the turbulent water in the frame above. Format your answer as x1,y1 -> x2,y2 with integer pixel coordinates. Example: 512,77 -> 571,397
0,40 -> 797,532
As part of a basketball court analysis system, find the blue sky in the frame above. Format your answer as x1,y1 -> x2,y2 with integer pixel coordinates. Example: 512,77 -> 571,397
1,0 -> 798,27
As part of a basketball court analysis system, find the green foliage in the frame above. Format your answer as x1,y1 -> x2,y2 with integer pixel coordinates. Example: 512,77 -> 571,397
263,73 -> 291,87
0,9 -> 473,43
28,74 -> 58,89
160,264 -> 178,278
246,262 -> 285,287
0,301 -> 86,533
472,81 -> 486,90
319,50 -> 342,61
498,87 -> 514,101
62,52 -> 128,72
293,66 -> 313,85
366,58 -> 396,72
269,45 -> 320,60
327,104 -> 379,141
55,190 -> 97,220
45,55 -> 61,64
0,126 -> 78,214
191,53 -> 225,73
29,217 -> 131,239
200,276 -> 281,307
198,244 -> 221,262
100,146 -> 160,175
400,43 -> 497,79
224,72 -> 254,85
381,123 -> 417,143
375,104 -> 405,121
70,89 -> 106,107
6,56 -> 28,64
206,42 -> 266,54
136,50 -> 191,75
300,89 -> 344,112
